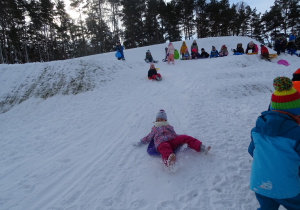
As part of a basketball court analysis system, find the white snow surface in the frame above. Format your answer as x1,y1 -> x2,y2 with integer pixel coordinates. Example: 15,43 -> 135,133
1,36 -> 298,210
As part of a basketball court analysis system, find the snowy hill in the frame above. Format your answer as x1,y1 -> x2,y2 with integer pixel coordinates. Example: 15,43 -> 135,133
0,36 -> 298,210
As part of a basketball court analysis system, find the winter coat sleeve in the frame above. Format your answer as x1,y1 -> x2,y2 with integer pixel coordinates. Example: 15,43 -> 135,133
141,127 -> 155,144
248,136 -> 255,157
254,44 -> 258,53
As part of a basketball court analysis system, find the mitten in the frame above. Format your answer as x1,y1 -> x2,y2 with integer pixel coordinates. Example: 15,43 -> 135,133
133,141 -> 142,147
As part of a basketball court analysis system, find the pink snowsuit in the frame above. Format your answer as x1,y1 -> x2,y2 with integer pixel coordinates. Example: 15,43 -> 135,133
167,43 -> 175,64
141,124 -> 202,164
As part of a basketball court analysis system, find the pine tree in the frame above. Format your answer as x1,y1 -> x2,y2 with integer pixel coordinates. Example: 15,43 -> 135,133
177,0 -> 195,40
195,0 -> 209,38
143,0 -> 164,45
54,0 -> 71,60
120,0 -> 146,48
261,3 -> 284,40
249,8 -> 264,43
164,0 -> 181,41
107,0 -> 122,42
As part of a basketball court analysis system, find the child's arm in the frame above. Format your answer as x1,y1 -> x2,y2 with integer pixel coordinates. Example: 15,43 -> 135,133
141,128 -> 155,144
248,134 -> 255,157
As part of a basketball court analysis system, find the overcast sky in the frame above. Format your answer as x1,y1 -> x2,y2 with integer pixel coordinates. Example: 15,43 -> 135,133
229,0 -> 274,14
65,0 -> 275,19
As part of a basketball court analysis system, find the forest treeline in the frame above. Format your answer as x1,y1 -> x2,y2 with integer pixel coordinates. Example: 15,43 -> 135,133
0,0 -> 299,64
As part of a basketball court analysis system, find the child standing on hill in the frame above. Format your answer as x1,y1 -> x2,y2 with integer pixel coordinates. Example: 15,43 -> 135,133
167,42 -> 175,64
191,40 -> 199,54
180,41 -> 188,59
248,77 -> 300,210
133,110 -> 211,168
115,41 -> 125,60
147,63 -> 162,81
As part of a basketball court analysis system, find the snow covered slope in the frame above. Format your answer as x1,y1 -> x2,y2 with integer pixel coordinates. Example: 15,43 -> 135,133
1,36 -> 298,210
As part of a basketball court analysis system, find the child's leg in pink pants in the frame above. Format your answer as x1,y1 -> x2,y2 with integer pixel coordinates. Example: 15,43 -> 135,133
157,135 -> 202,165
168,54 -> 174,64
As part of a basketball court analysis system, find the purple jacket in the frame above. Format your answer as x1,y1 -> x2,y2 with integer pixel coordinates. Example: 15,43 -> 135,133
141,125 -> 177,148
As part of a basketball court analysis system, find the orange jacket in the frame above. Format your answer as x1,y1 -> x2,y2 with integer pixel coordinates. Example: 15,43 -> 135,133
180,43 -> 187,54
292,81 -> 300,93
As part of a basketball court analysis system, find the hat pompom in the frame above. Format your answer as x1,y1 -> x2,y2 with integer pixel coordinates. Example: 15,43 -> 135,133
271,76 -> 300,115
273,77 -> 293,92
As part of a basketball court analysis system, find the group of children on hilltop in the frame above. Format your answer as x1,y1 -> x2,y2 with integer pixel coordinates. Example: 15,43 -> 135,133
179,40 -> 228,59
115,34 -> 298,63
274,32 -> 299,56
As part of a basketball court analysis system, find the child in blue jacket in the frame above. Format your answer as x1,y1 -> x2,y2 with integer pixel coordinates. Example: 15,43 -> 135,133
248,77 -> 300,210
115,41 -> 125,60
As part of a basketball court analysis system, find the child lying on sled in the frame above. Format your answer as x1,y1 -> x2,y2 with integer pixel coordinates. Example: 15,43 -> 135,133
133,109 -> 211,168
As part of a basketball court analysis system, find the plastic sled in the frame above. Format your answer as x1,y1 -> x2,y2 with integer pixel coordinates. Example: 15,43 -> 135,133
277,59 -> 290,66
115,51 -> 121,58
246,52 -> 258,55
269,54 -> 277,59
174,49 -> 180,60
147,139 -> 183,155
145,59 -> 158,63
233,52 -> 244,55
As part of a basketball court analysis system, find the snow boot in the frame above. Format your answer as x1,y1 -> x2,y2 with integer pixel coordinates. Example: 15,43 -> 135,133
200,144 -> 211,155
167,153 -> 176,167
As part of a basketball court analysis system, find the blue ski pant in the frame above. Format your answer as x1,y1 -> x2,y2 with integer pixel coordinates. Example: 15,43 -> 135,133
255,193 -> 300,210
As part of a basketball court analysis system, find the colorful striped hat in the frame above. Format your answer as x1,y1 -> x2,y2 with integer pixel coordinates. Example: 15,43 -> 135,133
270,77 -> 300,115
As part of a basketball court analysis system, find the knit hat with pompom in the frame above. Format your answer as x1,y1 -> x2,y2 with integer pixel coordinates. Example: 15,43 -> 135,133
156,109 -> 167,121
270,77 -> 300,115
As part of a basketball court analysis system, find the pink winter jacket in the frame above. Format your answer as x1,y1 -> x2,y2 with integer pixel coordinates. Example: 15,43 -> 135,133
141,125 -> 177,148
167,44 -> 175,55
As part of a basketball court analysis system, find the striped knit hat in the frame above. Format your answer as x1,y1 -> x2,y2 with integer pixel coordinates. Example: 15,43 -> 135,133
270,77 -> 300,115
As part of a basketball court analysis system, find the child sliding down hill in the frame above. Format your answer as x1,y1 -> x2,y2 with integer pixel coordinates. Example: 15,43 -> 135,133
147,63 -> 162,81
133,110 -> 211,169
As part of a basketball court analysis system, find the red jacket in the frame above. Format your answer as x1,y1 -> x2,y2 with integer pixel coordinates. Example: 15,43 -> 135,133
261,46 -> 269,54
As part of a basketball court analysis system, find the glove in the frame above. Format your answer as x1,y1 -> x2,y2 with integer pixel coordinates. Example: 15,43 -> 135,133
133,141 -> 142,147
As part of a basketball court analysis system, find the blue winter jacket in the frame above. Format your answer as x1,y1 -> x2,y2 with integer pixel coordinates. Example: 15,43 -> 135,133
248,111 -> 300,199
